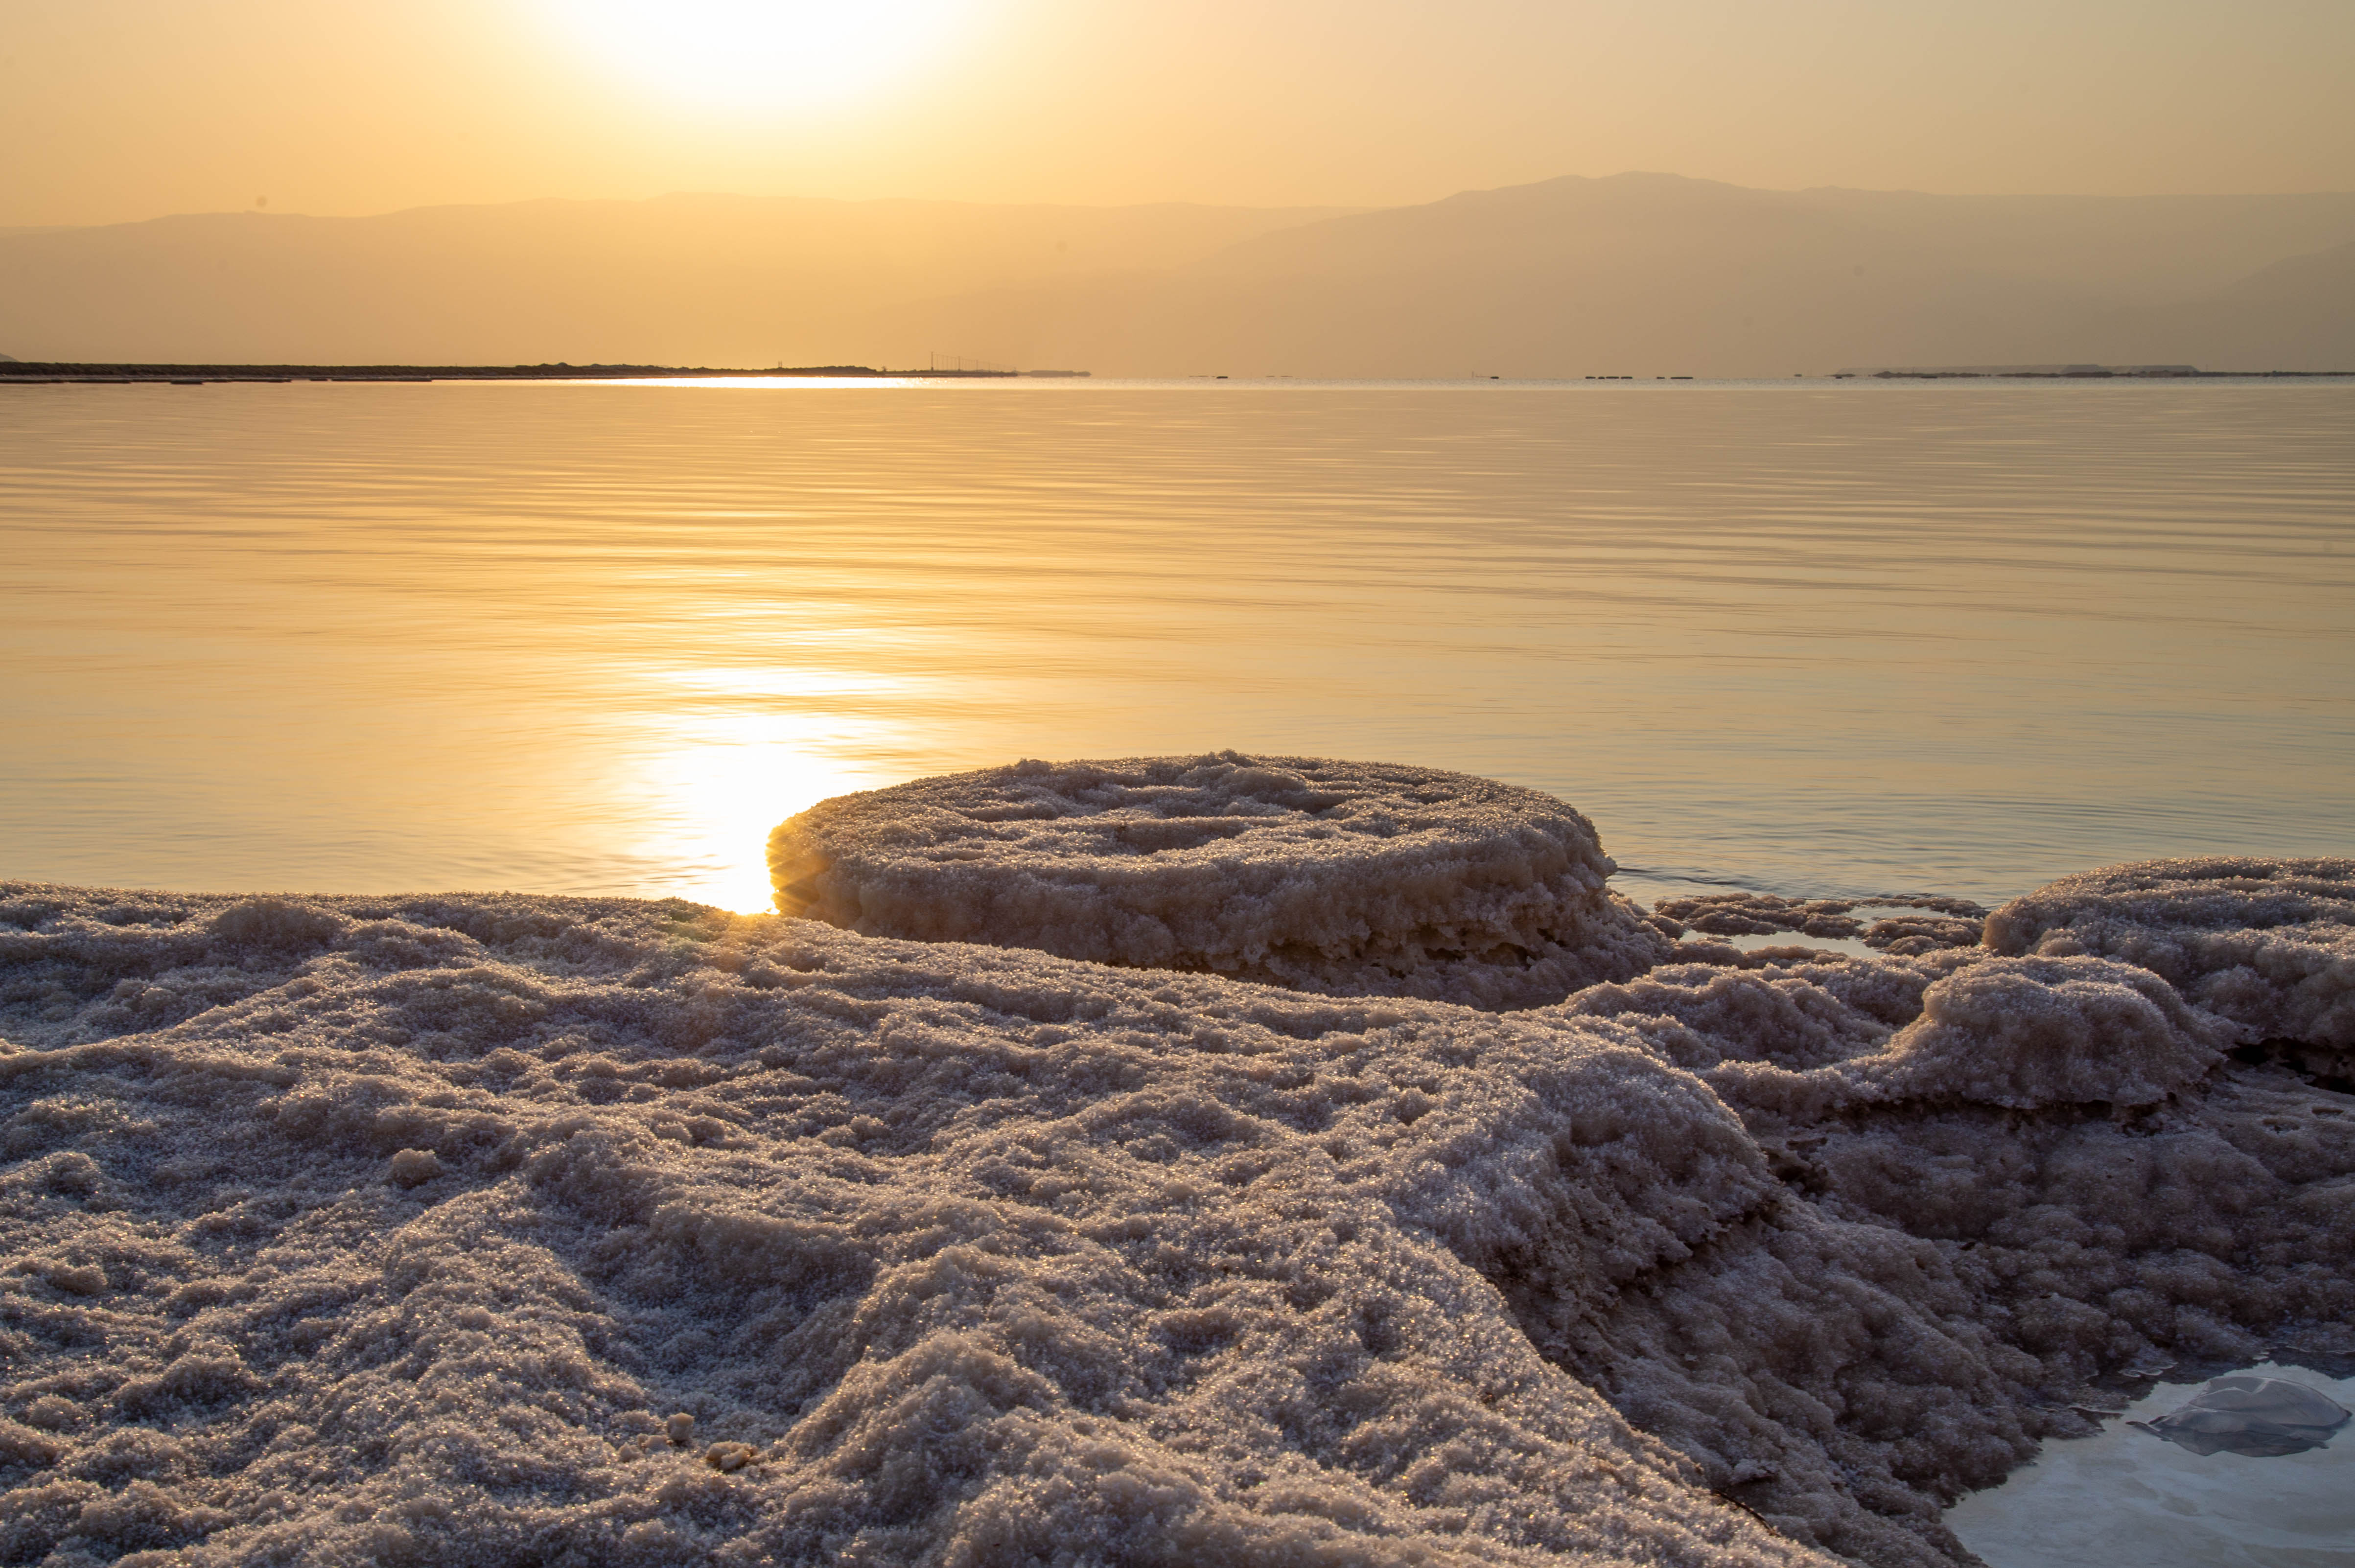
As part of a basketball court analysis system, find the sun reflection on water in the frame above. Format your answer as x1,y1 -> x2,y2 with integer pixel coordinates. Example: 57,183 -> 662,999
630,672 -> 924,911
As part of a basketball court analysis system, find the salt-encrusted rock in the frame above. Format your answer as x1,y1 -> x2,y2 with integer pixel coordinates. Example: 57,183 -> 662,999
2130,1374 -> 2351,1457
387,1147 -> 443,1187
1554,960 -> 1929,1073
768,753 -> 1671,1008
0,1418 -> 63,1469
20,1396 -> 81,1433
1573,955 -> 2229,1112
1985,857 -> 2355,1046
1855,956 -> 2230,1109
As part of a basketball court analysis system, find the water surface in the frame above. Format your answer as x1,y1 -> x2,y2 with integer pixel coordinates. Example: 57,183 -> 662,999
3,378 -> 2350,910
1944,1365 -> 2355,1568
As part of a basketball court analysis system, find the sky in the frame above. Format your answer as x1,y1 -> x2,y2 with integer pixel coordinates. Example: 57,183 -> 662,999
5,0 -> 2354,228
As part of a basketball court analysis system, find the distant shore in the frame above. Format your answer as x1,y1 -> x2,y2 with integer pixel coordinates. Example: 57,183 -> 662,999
0,362 -> 1088,384
1852,365 -> 2353,380
4,362 -> 2345,385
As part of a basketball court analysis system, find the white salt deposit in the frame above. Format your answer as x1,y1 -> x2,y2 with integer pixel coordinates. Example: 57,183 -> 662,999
768,754 -> 1672,1009
0,884 -> 1801,1568
5,779 -> 2354,1568
1984,856 -> 2355,1049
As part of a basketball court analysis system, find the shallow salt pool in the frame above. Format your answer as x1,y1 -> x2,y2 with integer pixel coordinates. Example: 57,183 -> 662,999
1944,1365 -> 2355,1568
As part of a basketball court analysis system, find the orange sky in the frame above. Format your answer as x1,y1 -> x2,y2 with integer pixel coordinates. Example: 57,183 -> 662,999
7,0 -> 2354,228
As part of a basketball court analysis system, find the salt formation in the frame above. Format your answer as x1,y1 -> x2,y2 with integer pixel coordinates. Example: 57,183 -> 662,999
1984,855 -> 2355,1049
4,811 -> 2355,1568
0,885 -> 1809,1568
1547,871 -> 2355,1563
2129,1374 -> 2351,1457
768,754 -> 1671,1010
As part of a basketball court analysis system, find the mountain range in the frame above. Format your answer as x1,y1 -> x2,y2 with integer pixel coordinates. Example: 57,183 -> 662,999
4,174 -> 2351,375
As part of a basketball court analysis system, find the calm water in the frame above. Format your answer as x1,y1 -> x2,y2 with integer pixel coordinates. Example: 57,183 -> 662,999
3,378 -> 2350,912
1944,1365 -> 2355,1568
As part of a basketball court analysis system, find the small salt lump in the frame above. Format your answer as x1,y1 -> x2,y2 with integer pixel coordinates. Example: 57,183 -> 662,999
387,1148 -> 442,1188
2128,1374 -> 2352,1457
768,753 -> 1670,1008
1859,955 -> 2230,1109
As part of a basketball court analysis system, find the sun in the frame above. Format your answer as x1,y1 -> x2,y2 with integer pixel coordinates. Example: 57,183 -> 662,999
543,0 -> 972,113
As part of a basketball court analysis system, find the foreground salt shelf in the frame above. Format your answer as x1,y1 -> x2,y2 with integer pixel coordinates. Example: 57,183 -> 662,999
2,759 -> 2351,1568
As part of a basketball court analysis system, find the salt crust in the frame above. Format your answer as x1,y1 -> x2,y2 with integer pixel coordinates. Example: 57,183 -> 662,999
768,755 -> 1672,1010
1,855 -> 2352,1568
1983,856 -> 2355,1048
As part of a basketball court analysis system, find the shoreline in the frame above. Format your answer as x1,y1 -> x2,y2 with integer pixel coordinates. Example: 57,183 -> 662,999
0,362 -> 1036,385
5,363 -> 2348,385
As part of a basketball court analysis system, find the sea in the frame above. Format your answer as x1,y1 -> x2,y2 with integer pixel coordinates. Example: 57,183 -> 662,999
4,376 -> 2351,914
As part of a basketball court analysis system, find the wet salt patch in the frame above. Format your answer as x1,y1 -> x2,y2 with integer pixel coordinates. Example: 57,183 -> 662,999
1640,885 -> 1991,960
1943,1365 -> 2355,1568
1715,930 -> 1879,959
1844,903 -> 1968,921
1715,904 -> 1981,959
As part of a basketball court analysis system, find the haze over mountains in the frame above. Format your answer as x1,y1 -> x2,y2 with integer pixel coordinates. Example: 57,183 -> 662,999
4,173 -> 2351,375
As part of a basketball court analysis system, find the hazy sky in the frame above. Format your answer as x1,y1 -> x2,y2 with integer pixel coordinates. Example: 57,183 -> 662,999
7,0 -> 2353,227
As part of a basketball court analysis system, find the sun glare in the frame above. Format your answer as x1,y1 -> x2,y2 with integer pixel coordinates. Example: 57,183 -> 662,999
544,0 -> 970,113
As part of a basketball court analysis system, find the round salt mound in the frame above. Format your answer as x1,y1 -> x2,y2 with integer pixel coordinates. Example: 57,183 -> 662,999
768,753 -> 1672,1009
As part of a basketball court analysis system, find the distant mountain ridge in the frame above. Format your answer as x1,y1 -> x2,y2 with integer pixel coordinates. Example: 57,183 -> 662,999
3,176 -> 2350,375
0,193 -> 1353,369
910,174 -> 2355,376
